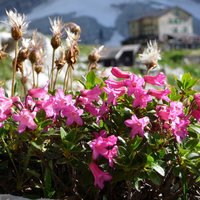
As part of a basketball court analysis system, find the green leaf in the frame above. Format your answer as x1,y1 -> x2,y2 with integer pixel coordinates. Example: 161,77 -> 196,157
131,136 -> 143,151
152,163 -> 165,176
188,124 -> 200,134
196,176 -> 200,182
36,109 -> 46,122
182,73 -> 197,90
147,155 -> 154,163
169,86 -> 181,101
60,127 -> 67,140
40,119 -> 52,129
85,70 -> 96,89
185,139 -> 199,150
148,171 -> 161,185
44,167 -> 55,198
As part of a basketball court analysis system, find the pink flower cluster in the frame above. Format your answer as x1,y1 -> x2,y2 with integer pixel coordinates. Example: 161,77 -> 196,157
107,67 -> 170,109
89,130 -> 118,189
0,88 -> 13,127
156,101 -> 190,143
125,115 -> 149,138
191,94 -> 200,122
0,67 -> 195,190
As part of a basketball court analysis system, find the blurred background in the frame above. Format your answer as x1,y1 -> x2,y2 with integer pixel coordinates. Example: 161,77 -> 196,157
1,0 -> 200,88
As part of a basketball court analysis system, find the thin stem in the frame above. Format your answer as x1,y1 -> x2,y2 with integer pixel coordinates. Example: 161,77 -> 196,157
53,69 -> 59,91
1,136 -> 19,180
20,64 -> 27,97
36,73 -> 39,88
11,40 -> 19,97
63,65 -> 70,92
50,48 -> 56,90
31,63 -> 36,88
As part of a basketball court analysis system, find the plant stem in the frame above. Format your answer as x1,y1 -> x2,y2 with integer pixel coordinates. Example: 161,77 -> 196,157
1,136 -> 19,181
20,65 -> 27,97
11,40 -> 19,97
53,69 -> 59,91
50,48 -> 55,90
63,65 -> 73,92
31,63 -> 36,88
36,73 -> 39,88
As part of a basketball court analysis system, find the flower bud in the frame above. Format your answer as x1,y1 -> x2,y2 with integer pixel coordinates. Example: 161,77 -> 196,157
11,26 -> 22,40
51,34 -> 61,49
34,65 -> 43,74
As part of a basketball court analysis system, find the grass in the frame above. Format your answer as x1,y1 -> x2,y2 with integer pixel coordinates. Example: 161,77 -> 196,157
1,46 -> 200,88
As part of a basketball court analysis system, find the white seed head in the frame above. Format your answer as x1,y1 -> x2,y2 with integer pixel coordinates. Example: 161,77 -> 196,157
21,38 -> 30,49
139,40 -> 161,65
65,28 -> 76,49
6,9 -> 28,33
92,45 -> 104,55
49,17 -> 63,36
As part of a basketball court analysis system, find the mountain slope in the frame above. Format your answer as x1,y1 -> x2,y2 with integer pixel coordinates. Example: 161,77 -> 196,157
0,0 -> 200,45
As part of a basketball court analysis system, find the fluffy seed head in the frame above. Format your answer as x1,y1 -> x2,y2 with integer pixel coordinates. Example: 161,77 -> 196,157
6,9 -> 28,40
139,40 -> 161,71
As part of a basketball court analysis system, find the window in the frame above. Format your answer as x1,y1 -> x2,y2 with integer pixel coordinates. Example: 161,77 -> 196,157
173,27 -> 178,33
183,27 -> 187,33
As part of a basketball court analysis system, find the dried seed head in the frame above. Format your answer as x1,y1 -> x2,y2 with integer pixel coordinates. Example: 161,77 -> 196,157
65,45 -> 79,67
65,28 -> 80,67
34,65 -> 43,74
6,9 -> 28,40
51,34 -> 61,49
18,39 -> 30,62
18,48 -> 29,62
49,17 -> 63,49
0,45 -> 8,61
13,58 -> 23,73
65,22 -> 81,40
55,48 -> 66,70
88,46 -> 104,70
29,31 -> 44,64
29,49 -> 41,64
139,40 -> 161,71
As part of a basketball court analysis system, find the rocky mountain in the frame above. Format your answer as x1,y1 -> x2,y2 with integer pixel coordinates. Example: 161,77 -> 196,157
0,0 -> 200,45
0,0 -> 48,16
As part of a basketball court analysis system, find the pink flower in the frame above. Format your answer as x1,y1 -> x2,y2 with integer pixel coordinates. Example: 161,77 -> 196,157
79,86 -> 102,105
194,94 -> 200,108
192,109 -> 200,122
125,115 -> 149,138
89,162 -> 112,189
156,105 -> 170,121
28,82 -> 48,98
148,88 -> 171,102
144,72 -> 166,86
124,74 -> 145,96
53,89 -> 73,114
133,88 -> 152,108
103,86 -> 126,105
171,116 -> 189,143
105,79 -> 126,89
156,102 -> 189,142
111,67 -> 130,79
85,103 -> 99,116
0,88 -> 13,124
13,108 -> 37,133
61,105 -> 83,126
37,97 -> 55,118
89,133 -> 118,167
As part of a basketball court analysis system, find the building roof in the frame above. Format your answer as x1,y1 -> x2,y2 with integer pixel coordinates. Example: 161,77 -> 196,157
100,44 -> 141,60
129,6 -> 192,22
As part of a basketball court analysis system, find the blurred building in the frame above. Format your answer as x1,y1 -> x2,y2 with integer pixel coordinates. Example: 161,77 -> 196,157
123,7 -> 200,48
99,44 -> 141,67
